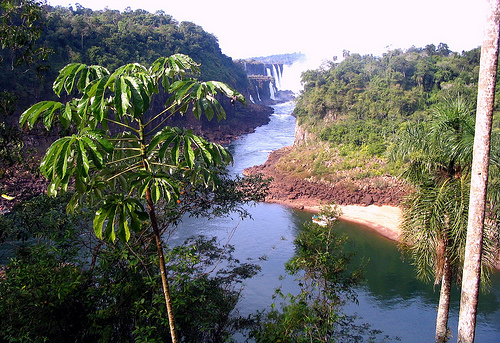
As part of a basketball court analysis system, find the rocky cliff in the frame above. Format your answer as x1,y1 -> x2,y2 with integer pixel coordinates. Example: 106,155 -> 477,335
294,123 -> 316,146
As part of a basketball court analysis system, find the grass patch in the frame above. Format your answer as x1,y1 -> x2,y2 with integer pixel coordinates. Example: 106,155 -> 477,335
275,142 -> 398,184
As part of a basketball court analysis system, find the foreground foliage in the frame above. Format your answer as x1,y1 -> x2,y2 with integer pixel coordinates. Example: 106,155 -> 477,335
0,193 -> 262,342
19,53 -> 246,341
249,206 -> 392,342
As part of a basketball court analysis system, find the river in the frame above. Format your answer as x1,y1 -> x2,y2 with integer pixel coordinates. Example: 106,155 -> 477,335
169,101 -> 500,342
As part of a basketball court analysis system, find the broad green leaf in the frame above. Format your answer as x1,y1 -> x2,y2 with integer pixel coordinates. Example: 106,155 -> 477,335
136,209 -> 150,221
47,181 -> 58,197
154,127 -> 183,161
84,129 -> 114,153
76,67 -> 90,93
192,100 -> 202,119
129,212 -> 141,233
201,97 -> 215,121
104,204 -> 119,242
126,200 -> 146,232
209,142 -> 233,166
40,142 -> 60,178
171,137 -> 181,164
124,76 -> 146,117
178,101 -> 189,116
74,173 -> 87,193
190,134 -> 212,165
150,54 -> 200,88
60,102 -> 73,129
115,76 -> 131,116
42,102 -> 64,130
76,96 -> 91,127
209,80 -> 246,106
148,130 -> 168,154
81,136 -> 104,168
93,206 -> 110,240
54,63 -> 86,96
184,136 -> 195,168
77,139 -> 90,177
54,136 -> 74,180
151,183 -> 160,203
118,204 -> 130,242
19,101 -> 63,130
54,63 -> 110,96
89,76 -> 111,122
172,80 -> 196,104
59,168 -> 72,193
156,134 -> 178,161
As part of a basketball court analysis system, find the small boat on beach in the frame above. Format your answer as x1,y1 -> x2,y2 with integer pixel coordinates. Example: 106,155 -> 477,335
312,215 -> 330,227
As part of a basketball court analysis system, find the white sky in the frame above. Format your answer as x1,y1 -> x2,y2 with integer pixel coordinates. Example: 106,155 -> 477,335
46,0 -> 488,62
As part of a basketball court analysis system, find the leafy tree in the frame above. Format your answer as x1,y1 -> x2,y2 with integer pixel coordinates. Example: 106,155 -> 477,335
249,206 -> 386,342
0,0 -> 51,69
0,0 -> 50,167
390,98 -> 500,342
0,91 -> 24,166
0,244 -> 95,342
19,53 -> 245,342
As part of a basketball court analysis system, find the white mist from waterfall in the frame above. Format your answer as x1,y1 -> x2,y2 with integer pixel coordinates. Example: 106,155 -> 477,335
279,55 -> 324,95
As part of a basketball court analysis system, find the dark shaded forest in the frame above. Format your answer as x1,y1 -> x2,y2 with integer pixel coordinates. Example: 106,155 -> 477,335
1,4 -> 249,109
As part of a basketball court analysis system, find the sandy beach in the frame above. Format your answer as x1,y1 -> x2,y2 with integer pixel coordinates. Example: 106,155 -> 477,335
266,198 -> 403,242
338,205 -> 402,241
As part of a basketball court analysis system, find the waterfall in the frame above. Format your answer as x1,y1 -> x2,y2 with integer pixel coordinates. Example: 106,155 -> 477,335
266,67 -> 277,100
272,64 -> 282,90
269,82 -> 276,100
255,85 -> 261,102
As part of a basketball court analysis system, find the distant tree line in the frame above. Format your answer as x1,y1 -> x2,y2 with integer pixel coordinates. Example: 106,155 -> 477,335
294,44 -> 491,156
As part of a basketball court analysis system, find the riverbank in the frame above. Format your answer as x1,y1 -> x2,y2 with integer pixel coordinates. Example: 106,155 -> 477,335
243,147 -> 408,242
266,197 -> 402,241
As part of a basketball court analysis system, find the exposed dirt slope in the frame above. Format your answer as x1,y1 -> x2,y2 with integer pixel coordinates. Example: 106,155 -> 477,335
243,146 -> 409,210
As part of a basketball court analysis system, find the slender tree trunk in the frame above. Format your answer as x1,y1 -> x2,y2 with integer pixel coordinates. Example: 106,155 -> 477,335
146,187 -> 179,343
457,1 -> 500,342
436,258 -> 452,343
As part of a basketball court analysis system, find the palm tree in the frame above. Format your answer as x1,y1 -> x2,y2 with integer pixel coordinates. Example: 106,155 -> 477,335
458,0 -> 500,341
391,98 -> 500,343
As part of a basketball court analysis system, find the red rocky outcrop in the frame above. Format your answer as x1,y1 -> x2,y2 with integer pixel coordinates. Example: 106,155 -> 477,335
244,147 -> 409,209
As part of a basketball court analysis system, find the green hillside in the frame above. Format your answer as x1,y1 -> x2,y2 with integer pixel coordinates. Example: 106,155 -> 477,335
284,44 -> 499,183
0,4 -> 249,115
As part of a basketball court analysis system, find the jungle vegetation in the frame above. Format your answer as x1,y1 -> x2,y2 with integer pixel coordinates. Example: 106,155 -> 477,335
0,3 -> 249,111
286,44 -> 500,181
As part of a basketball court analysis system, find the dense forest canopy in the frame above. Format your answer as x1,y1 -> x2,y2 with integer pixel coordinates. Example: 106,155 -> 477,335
294,44 -> 493,156
0,4 -> 249,112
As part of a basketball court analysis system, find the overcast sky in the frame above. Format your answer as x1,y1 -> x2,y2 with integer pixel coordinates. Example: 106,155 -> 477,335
46,0 -> 488,62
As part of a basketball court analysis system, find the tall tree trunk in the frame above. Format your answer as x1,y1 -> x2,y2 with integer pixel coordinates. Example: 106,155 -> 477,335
457,0 -> 500,342
146,187 -> 179,343
436,258 -> 452,343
